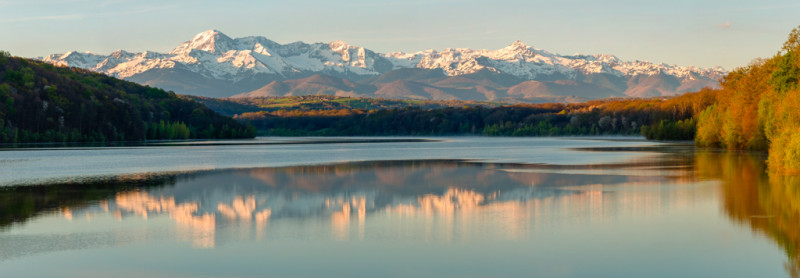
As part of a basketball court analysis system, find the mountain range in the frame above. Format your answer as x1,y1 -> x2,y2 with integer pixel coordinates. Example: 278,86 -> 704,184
40,30 -> 727,102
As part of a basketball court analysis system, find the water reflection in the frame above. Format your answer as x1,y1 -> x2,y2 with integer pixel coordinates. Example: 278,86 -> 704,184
4,150 -> 800,277
114,191 -> 216,248
0,174 -> 177,228
0,158 -> 696,250
694,151 -> 800,277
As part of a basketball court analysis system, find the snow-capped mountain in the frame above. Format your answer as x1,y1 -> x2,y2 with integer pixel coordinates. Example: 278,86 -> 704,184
40,29 -> 726,100
386,40 -> 724,80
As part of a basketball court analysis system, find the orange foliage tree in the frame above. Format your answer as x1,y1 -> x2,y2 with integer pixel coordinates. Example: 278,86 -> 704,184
694,25 -> 800,172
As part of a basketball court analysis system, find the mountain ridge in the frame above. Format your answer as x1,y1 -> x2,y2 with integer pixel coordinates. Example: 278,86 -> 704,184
40,29 -> 726,101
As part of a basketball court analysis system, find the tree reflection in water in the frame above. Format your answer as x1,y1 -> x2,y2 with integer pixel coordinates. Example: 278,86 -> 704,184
3,151 -> 800,277
0,159 -> 681,247
696,151 -> 800,278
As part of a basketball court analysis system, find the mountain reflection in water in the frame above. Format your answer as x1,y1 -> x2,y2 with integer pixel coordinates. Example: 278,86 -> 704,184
0,159 -> 691,246
3,150 -> 800,277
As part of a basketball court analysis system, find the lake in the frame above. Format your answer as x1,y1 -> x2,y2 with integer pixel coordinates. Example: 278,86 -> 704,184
0,137 -> 795,277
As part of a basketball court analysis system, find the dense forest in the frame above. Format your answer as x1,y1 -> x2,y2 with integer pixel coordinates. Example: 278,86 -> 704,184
691,26 -> 800,173
0,53 -> 255,143
190,95 -> 501,116
234,93 -> 707,138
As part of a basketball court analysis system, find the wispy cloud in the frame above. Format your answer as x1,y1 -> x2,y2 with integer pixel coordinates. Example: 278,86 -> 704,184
0,14 -> 84,23
717,21 -> 731,30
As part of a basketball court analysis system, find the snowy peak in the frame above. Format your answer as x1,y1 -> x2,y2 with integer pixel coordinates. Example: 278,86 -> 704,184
110,49 -> 133,58
328,40 -> 351,51
326,40 -> 374,67
506,40 -> 530,51
39,29 -> 728,99
170,29 -> 235,55
491,40 -> 537,60
236,36 -> 280,55
42,51 -> 106,69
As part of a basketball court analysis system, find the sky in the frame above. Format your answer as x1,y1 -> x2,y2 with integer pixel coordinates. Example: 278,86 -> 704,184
1,0 -> 798,69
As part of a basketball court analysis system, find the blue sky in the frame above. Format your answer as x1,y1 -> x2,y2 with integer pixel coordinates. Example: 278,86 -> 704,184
1,0 -> 798,69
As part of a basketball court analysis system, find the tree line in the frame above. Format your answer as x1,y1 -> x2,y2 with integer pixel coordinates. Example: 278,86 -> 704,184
0,52 -> 255,144
235,94 -> 708,137
691,26 -> 800,173
189,95 -> 501,117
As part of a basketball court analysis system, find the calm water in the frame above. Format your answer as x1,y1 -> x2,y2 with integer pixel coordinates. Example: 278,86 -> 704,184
0,137 -> 796,277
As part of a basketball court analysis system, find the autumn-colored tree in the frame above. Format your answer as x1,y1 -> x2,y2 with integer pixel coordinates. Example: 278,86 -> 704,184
691,25 -> 800,172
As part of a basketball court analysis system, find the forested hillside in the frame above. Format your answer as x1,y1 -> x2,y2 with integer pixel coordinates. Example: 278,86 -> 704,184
237,93 -> 710,137
0,52 -> 255,143
189,95 -> 501,116
692,26 -> 800,173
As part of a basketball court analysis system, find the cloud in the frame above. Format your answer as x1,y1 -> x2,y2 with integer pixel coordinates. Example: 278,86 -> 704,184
0,14 -> 84,23
717,21 -> 731,30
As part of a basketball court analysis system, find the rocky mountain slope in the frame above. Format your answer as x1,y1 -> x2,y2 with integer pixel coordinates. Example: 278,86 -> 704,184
41,30 -> 726,101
